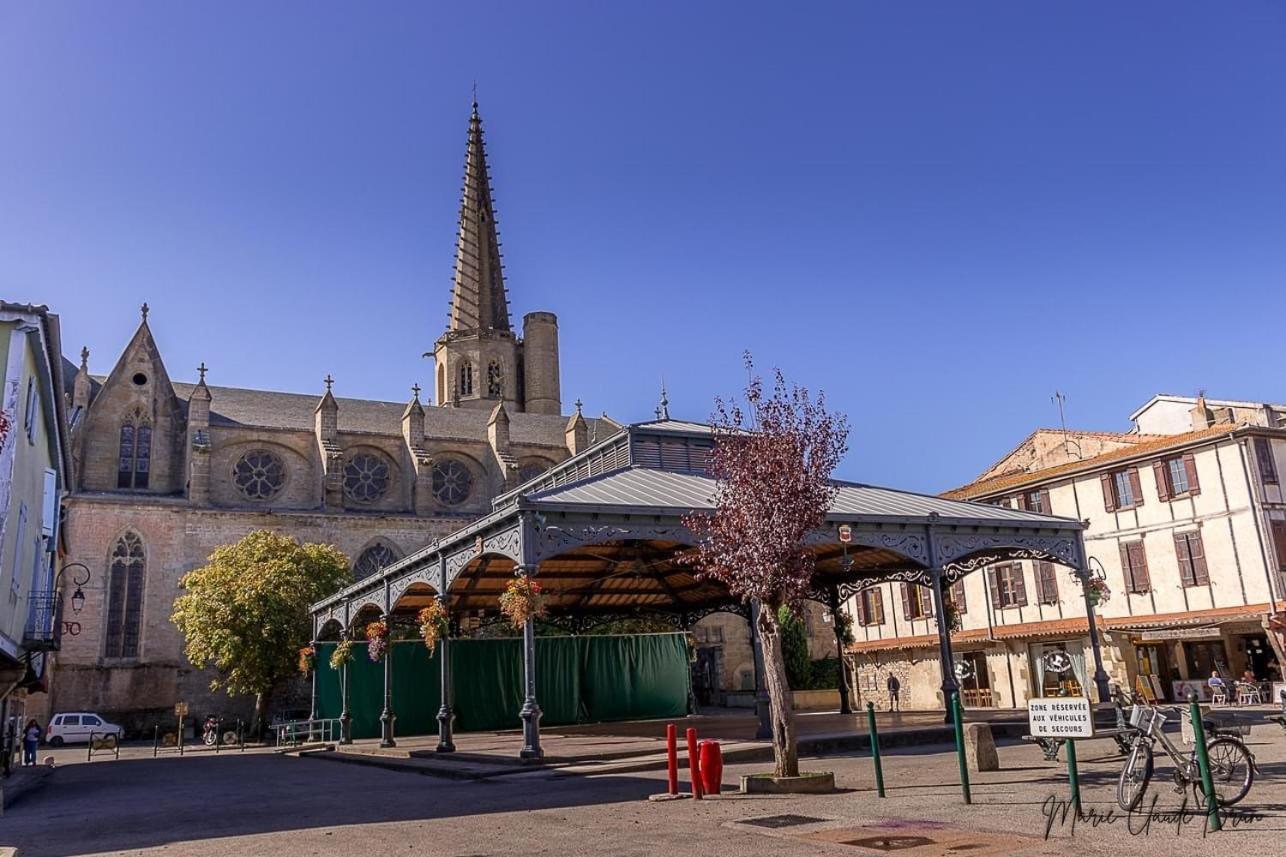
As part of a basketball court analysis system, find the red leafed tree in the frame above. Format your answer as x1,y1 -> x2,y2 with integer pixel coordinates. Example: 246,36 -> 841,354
681,355 -> 848,778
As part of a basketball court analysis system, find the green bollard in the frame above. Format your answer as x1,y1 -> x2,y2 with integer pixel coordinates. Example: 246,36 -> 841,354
1187,692 -> 1222,832
1066,737 -> 1081,815
866,701 -> 886,798
951,691 -> 972,804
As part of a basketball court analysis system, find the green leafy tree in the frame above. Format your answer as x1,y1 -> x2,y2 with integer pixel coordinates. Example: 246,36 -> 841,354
778,605 -> 812,690
171,530 -> 350,731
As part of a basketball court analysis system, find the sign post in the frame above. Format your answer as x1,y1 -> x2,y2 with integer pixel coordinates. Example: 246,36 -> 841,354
1028,697 -> 1093,814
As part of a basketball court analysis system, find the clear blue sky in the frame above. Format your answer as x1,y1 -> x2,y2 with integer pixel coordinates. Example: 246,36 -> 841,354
2,2 -> 1283,492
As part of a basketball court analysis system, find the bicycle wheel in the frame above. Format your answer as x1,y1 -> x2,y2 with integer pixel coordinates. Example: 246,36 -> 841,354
1118,740 -> 1154,812
1193,738 -> 1254,807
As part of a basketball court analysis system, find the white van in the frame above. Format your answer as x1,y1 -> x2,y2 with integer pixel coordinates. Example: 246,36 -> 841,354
45,712 -> 124,746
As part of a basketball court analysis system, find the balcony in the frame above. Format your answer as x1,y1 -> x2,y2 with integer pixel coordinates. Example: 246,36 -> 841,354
22,592 -> 63,652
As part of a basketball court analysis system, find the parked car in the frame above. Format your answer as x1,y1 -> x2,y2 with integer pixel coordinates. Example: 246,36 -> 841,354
45,712 -> 124,746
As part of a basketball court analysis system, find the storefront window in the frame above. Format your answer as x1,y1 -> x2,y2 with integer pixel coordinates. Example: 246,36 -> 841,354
1031,642 -> 1087,698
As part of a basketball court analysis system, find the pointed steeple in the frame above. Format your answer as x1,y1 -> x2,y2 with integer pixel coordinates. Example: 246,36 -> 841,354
447,100 -> 511,333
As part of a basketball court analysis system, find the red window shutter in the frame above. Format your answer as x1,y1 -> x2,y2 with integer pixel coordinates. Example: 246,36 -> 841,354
1182,453 -> 1201,496
900,584 -> 912,621
1174,532 -> 1194,586
873,589 -> 885,624
1040,489 -> 1052,515
1011,566 -> 1028,606
1101,474 -> 1117,512
1128,468 -> 1145,507
856,591 -> 870,625
1153,460 -> 1171,502
1189,532 -> 1209,585
1127,541 -> 1150,592
987,569 -> 1002,609
1119,542 -> 1133,591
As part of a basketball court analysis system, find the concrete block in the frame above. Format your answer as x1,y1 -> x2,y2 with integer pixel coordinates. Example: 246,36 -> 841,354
964,723 -> 999,772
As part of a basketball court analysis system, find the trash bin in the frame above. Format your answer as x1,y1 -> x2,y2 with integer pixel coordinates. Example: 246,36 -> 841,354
698,740 -> 723,795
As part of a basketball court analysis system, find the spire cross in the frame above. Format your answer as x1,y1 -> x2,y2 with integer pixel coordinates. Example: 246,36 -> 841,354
411,383 -> 421,400
574,398 -> 583,415
140,302 -> 149,321
79,346 -> 89,369
324,374 -> 334,393
197,362 -> 208,383
657,378 -> 670,421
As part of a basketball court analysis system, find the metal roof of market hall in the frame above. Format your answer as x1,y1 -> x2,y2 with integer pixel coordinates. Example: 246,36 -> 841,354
312,417 -> 1084,619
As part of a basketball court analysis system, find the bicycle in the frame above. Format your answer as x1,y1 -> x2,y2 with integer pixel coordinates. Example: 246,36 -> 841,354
1117,699 -> 1256,812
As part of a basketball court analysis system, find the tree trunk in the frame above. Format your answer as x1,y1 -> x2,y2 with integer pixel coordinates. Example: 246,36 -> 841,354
254,691 -> 267,741
757,603 -> 800,778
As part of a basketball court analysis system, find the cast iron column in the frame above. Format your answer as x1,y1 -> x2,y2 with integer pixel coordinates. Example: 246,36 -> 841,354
340,655 -> 352,745
926,525 -> 959,725
436,596 -> 455,752
827,585 -> 853,715
1078,540 -> 1112,704
308,636 -> 319,722
379,610 -> 396,748
748,599 -> 772,740
518,564 -> 543,760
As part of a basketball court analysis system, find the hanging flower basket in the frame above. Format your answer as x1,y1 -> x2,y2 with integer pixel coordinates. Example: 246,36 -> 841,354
365,620 -> 390,662
942,598 -> 963,634
297,644 -> 316,675
417,602 -> 450,654
499,577 -> 547,630
1082,576 -> 1111,607
329,639 -> 355,670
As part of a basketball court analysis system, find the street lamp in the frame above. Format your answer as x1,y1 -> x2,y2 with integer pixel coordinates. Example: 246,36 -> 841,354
56,562 -> 91,615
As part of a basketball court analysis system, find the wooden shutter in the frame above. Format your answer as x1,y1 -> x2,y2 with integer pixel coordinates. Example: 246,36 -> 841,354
1015,493 -> 1028,511
1127,468 -> 1144,507
856,591 -> 870,625
1174,532 -> 1195,586
1012,566 -> 1028,606
1101,474 -> 1117,512
1271,520 -> 1286,573
1125,541 -> 1150,592
1188,532 -> 1209,585
1040,489 -> 1052,515
1154,460 -> 1171,502
950,581 -> 967,613
900,584 -> 912,621
1119,542 -> 1134,591
987,569 -> 1002,609
1182,453 -> 1201,496
872,589 -> 885,624
920,586 -> 935,617
1037,562 -> 1058,603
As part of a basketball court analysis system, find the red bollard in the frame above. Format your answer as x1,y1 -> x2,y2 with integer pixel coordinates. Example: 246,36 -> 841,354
666,723 -> 679,795
686,727 -> 703,799
698,740 -> 723,795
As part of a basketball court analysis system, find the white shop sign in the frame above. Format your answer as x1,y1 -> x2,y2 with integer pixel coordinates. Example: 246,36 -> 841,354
1027,697 -> 1094,739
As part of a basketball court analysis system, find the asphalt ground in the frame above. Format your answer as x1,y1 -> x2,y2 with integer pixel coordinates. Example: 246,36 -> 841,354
4,724 -> 1285,857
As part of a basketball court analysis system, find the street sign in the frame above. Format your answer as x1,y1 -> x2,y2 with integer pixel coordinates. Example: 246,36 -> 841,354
175,701 -> 189,718
838,524 -> 852,544
1027,697 -> 1093,739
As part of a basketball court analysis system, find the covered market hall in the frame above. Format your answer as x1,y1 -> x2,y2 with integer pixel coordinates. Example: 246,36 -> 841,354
309,419 -> 1108,759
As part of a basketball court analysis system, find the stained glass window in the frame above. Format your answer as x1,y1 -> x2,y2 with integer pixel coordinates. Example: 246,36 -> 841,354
432,459 -> 472,505
344,453 -> 390,504
105,532 -> 145,659
234,450 -> 286,500
354,544 -> 399,580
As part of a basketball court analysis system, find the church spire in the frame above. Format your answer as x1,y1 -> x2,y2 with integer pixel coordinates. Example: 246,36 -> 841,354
447,99 -> 511,333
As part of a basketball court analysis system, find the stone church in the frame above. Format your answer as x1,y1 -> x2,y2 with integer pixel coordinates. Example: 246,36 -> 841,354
39,103 -> 616,729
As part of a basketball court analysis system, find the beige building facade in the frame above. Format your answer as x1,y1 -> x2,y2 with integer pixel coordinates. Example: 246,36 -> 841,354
35,103 -> 616,731
847,395 -> 1286,711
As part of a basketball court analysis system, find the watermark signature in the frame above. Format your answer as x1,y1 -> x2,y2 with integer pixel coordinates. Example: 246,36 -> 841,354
1041,794 -> 1264,839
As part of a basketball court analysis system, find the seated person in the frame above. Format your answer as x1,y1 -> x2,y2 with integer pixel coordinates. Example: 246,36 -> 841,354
1208,671 -> 1227,695
1241,668 -> 1257,684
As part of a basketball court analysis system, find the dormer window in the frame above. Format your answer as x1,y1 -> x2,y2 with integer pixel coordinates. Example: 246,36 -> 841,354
117,422 -> 151,489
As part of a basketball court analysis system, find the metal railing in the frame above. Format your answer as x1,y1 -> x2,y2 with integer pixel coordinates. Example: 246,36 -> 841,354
23,592 -> 62,651
274,718 -> 342,747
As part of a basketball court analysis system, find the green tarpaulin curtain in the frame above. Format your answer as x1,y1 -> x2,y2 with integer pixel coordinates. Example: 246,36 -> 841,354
316,633 -> 688,740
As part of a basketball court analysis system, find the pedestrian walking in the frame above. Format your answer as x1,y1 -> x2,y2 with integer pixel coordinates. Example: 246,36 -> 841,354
22,719 -> 41,766
887,673 -> 901,712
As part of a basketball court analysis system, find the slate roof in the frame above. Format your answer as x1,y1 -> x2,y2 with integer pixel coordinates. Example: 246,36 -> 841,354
87,374 -> 614,446
526,465 -> 1080,528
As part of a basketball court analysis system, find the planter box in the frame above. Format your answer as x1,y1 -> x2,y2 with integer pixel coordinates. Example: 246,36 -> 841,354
740,771 -> 836,794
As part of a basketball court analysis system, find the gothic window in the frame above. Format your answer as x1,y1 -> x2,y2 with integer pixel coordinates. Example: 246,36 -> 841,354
353,544 -> 400,580
105,532 -> 146,659
518,460 -> 553,484
487,360 -> 503,398
117,422 -> 151,489
458,361 -> 474,397
432,458 -> 473,506
343,453 -> 391,504
233,450 -> 286,501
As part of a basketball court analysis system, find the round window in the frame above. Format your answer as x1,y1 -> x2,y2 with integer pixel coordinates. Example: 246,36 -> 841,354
344,453 -> 390,504
233,450 -> 286,500
432,459 -> 472,506
132,372 -> 148,386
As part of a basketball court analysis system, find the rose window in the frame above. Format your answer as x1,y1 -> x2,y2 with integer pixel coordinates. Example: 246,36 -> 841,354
432,459 -> 472,506
354,544 -> 399,580
233,450 -> 286,500
344,453 -> 390,504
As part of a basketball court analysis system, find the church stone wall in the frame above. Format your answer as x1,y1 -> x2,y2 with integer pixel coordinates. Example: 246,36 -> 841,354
208,428 -> 320,509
